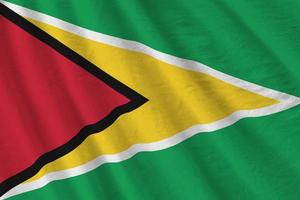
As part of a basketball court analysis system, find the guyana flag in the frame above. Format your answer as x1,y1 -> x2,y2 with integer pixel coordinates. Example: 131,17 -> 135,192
1,0 -> 300,199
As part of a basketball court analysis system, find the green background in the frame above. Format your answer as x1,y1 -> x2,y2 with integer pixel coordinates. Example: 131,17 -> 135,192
5,0 -> 300,199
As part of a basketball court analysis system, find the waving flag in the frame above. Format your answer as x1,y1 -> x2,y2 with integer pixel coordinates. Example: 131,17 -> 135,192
1,0 -> 300,199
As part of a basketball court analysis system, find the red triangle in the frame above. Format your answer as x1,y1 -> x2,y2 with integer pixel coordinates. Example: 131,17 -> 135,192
0,15 -> 130,184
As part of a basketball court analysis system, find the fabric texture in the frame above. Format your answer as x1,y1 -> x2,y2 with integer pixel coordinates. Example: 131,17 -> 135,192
1,0 -> 300,199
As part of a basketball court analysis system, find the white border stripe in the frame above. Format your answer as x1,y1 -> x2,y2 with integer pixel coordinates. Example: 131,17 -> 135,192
2,101 -> 299,200
1,1 -> 300,199
1,0 -> 297,102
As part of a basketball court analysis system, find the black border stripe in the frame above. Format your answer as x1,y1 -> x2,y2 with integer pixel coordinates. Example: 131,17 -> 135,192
0,3 -> 148,197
